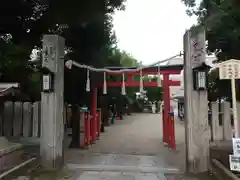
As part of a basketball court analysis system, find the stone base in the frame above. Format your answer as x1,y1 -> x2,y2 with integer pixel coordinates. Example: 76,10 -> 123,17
210,159 -> 239,180
0,137 -> 23,173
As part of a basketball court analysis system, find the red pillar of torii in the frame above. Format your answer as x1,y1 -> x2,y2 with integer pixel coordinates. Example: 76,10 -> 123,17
103,64 -> 183,144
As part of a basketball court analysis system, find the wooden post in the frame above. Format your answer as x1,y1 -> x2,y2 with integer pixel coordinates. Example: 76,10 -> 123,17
211,102 -> 222,141
3,101 -> 13,136
40,35 -> 65,170
23,102 -> 32,137
222,101 -> 232,140
183,30 -> 210,173
237,102 -> 240,137
127,74 -> 134,83
91,88 -> 97,143
0,102 -> 3,136
32,102 -> 40,137
13,102 -> 23,136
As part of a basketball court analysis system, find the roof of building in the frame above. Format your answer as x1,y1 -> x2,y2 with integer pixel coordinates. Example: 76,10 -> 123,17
0,83 -> 26,99
0,87 -> 20,97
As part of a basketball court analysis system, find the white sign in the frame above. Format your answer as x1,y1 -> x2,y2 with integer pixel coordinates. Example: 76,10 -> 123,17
218,59 -> 240,138
43,75 -> 50,91
197,71 -> 206,88
219,59 -> 240,80
233,138 -> 240,155
190,29 -> 206,68
229,155 -> 240,172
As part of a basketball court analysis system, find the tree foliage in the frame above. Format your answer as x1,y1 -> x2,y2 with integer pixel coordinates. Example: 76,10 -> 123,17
182,0 -> 240,100
104,48 -> 140,104
0,0 -> 162,146
182,0 -> 240,61
0,0 -> 126,147
145,77 -> 163,102
103,49 -> 162,111
0,0 -> 126,101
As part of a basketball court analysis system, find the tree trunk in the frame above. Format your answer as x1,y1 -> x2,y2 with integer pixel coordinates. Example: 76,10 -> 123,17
69,104 -> 80,148
103,106 -> 109,126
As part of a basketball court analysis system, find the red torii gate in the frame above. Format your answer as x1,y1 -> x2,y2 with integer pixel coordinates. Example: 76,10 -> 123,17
65,60 -> 182,148
104,64 -> 183,145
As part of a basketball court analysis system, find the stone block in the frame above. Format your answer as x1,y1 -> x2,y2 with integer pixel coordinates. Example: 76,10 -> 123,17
0,137 -> 23,173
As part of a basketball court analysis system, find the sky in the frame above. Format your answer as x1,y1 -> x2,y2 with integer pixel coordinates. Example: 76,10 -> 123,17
112,0 -> 198,65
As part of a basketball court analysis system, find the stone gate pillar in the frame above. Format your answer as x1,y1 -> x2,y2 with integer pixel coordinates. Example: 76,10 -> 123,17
40,35 -> 65,170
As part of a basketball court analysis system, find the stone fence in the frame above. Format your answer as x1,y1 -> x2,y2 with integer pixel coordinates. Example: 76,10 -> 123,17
0,100 -> 236,142
208,101 -> 233,141
0,101 -> 41,137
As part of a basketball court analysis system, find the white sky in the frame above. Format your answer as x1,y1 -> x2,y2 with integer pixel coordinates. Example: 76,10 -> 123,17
113,0 -> 198,65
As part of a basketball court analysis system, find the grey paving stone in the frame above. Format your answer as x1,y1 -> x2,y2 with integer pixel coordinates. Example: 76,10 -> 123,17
65,114 -> 186,180
75,171 -> 166,180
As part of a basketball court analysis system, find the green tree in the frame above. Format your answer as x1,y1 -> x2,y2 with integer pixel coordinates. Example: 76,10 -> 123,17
119,51 -> 139,67
101,49 -> 163,111
104,48 -> 140,107
182,0 -> 240,100
0,0 -> 125,96
182,0 -> 240,61
0,0 -> 126,148
145,77 -> 163,102
208,69 -> 232,101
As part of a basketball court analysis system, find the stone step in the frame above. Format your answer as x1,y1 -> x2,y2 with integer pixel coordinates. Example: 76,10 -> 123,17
0,137 -> 23,173
67,163 -> 181,174
0,157 -> 37,180
0,137 -> 39,179
76,171 -> 167,180
165,173 -> 213,180
209,159 -> 240,180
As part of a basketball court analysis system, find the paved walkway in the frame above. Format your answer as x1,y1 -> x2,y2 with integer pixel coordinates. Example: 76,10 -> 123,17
64,113 -> 187,180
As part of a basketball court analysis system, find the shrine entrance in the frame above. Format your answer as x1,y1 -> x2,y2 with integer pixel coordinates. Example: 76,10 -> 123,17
39,31 -> 210,174
102,64 -> 183,149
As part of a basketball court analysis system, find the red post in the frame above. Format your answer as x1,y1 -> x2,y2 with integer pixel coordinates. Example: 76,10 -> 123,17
162,111 -> 165,142
168,112 -> 176,150
84,112 -> 91,148
127,74 -> 133,81
96,109 -> 101,139
79,111 -> 84,148
91,88 -> 97,143
163,74 -> 170,144
89,115 -> 92,142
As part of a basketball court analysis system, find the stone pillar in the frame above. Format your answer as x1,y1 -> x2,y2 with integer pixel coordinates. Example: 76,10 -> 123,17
222,101 -> 232,140
40,35 -> 65,170
211,102 -> 222,141
183,29 -> 210,173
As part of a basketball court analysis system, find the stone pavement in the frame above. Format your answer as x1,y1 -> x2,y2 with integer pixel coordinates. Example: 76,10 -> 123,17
4,113 -> 212,180
64,113 -> 187,180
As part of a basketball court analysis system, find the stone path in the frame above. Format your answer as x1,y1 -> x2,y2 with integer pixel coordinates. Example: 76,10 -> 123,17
64,113 -> 187,180
75,171 -> 167,180
3,113 -> 213,180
